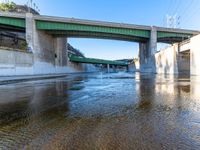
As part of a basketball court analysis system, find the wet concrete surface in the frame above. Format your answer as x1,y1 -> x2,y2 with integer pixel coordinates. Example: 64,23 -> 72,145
0,72 -> 200,150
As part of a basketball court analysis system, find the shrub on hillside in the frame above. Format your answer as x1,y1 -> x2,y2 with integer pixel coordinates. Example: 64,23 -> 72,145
0,1 -> 16,11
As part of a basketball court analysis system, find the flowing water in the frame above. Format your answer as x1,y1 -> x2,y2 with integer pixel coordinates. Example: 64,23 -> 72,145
0,72 -> 200,150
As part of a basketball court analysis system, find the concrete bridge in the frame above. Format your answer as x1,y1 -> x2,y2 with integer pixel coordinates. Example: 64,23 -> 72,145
0,12 -> 199,75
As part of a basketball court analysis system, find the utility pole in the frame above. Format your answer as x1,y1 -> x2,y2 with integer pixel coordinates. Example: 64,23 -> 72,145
166,14 -> 181,28
26,0 -> 40,13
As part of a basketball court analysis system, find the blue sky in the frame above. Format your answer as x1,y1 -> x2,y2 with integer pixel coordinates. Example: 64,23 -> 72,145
4,0 -> 200,60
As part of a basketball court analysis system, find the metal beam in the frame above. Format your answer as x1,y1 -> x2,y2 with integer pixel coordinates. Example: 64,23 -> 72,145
48,30 -> 148,42
36,20 -> 150,38
0,16 -> 25,28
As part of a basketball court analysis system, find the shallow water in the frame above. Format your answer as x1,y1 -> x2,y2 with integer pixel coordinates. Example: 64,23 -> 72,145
0,72 -> 200,150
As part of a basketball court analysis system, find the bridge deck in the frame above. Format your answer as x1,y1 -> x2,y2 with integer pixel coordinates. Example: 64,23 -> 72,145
0,12 -> 199,43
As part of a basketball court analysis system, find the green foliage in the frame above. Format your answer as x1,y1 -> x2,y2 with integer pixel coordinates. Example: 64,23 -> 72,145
19,41 -> 28,50
0,1 -> 16,11
133,58 -> 139,62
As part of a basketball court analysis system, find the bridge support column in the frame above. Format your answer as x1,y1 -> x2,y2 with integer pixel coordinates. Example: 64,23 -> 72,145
107,64 -> 110,73
25,13 -> 72,74
126,65 -> 129,72
54,38 -> 68,67
139,27 -> 157,73
26,13 -> 35,52
149,26 -> 157,55
112,65 -> 116,72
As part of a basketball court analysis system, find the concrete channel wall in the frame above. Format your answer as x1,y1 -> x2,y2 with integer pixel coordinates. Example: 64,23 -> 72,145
155,44 -> 190,75
0,48 -> 88,76
178,52 -> 190,73
0,49 -> 33,76
155,44 -> 179,74
154,34 -> 200,75
190,34 -> 200,75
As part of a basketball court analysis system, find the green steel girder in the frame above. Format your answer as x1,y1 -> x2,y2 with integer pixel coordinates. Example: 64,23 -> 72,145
69,54 -> 128,66
0,16 -> 196,43
0,16 -> 25,28
157,31 -> 193,39
36,20 -> 150,39
47,30 -> 148,42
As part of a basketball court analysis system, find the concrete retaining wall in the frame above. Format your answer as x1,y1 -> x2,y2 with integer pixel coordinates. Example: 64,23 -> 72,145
155,44 -> 178,74
0,48 -> 87,76
178,52 -> 190,73
190,34 -> 200,75
0,49 -> 33,76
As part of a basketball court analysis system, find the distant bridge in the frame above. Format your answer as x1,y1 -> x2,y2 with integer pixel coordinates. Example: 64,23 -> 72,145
68,54 -> 129,66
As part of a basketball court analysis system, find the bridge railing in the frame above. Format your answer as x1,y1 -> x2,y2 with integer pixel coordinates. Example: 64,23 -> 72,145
179,39 -> 190,46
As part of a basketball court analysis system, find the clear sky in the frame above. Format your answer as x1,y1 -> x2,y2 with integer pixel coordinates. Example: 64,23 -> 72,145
3,0 -> 200,60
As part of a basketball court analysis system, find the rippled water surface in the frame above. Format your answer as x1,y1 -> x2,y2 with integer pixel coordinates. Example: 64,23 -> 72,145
0,72 -> 200,150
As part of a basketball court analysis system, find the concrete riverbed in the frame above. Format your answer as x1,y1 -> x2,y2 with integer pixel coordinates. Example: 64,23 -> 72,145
0,72 -> 200,149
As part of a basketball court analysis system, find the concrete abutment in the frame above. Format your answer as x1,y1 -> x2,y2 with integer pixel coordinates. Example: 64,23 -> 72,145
154,33 -> 200,76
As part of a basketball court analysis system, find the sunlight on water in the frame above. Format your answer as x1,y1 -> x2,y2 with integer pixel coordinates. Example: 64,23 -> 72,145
0,72 -> 200,150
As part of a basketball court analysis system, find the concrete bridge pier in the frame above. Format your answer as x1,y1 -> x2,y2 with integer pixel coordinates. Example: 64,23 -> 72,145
107,64 -> 110,73
25,13 -> 73,74
54,37 -> 68,72
112,65 -> 116,72
126,65 -> 129,72
139,27 -> 157,73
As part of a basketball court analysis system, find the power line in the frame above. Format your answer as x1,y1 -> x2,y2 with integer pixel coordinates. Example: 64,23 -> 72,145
26,0 -> 40,13
164,0 -> 198,28
172,0 -> 183,16
166,14 -> 180,28
163,0 -> 173,26
181,0 -> 197,24
179,0 -> 195,20
171,0 -> 181,15
182,1 -> 200,28
175,0 -> 192,17
165,0 -> 173,15
164,0 -> 181,27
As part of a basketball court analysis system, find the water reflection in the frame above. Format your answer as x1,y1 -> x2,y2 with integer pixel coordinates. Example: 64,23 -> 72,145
0,73 -> 200,149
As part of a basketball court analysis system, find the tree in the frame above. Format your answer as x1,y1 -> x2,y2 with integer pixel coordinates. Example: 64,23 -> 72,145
0,1 -> 16,11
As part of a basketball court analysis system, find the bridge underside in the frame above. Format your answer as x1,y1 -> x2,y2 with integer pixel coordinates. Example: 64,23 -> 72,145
0,24 -> 25,32
0,24 -> 192,44
45,30 -> 148,42
42,30 -> 193,44
158,37 -> 190,44
0,25 -> 193,44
